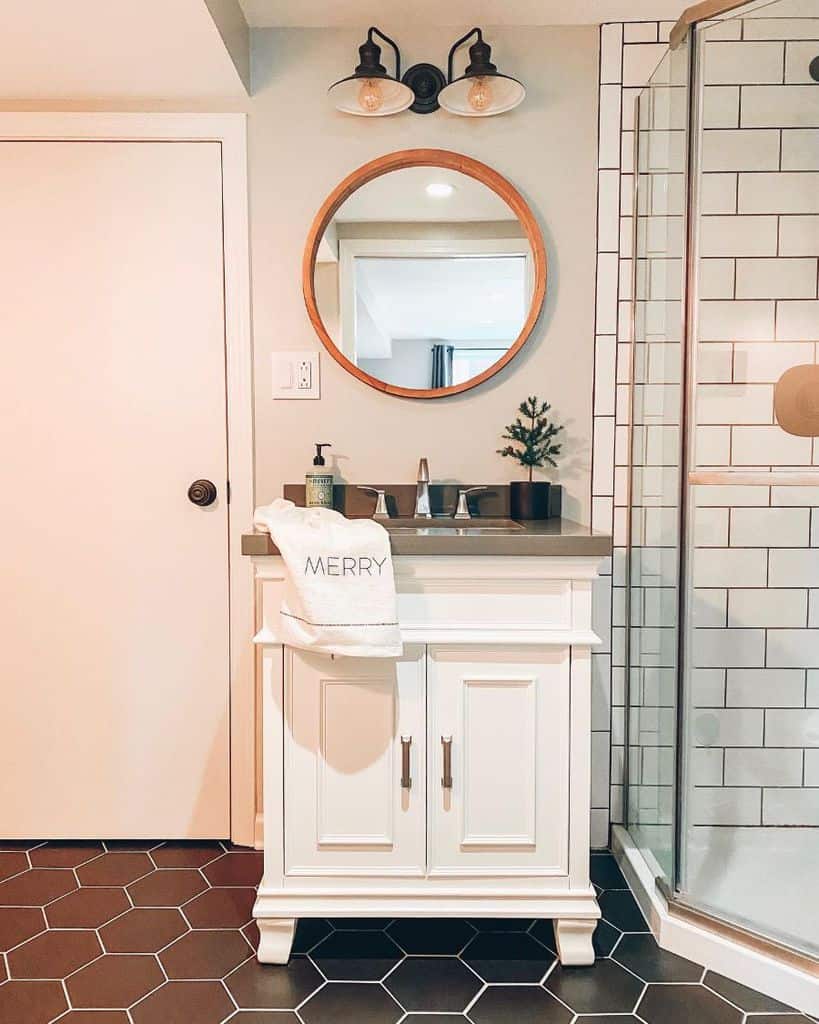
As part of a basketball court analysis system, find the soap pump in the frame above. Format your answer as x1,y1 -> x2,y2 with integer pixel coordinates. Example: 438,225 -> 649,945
305,443 -> 334,509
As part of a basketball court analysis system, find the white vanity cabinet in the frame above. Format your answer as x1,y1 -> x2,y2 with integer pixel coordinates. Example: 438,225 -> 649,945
251,553 -> 605,967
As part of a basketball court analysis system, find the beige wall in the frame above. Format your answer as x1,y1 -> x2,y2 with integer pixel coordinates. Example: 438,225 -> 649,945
249,26 -> 599,524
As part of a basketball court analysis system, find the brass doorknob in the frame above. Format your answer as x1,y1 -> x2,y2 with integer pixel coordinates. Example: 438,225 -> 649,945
187,479 -> 217,506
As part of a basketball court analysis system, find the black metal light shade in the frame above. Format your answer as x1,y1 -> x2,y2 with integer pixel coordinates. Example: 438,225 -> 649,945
438,28 -> 526,117
328,26 -> 414,116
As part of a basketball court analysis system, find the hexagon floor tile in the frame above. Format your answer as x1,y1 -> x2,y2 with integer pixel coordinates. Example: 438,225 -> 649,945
0,847 -> 812,1022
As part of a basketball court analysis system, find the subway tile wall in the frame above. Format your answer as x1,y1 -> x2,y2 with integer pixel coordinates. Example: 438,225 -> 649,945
593,10 -> 819,847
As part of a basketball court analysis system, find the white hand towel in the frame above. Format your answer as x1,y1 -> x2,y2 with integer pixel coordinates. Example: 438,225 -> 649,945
253,499 -> 403,658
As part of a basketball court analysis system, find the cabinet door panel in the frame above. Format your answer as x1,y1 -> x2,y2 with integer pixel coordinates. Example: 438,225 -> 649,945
285,646 -> 425,875
428,646 -> 570,876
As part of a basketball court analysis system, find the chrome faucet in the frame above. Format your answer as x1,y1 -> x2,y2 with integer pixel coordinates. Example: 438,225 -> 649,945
414,458 -> 432,518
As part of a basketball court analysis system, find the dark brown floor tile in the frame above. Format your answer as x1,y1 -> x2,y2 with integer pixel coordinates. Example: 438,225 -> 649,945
131,981 -> 234,1024
128,869 -> 207,907
46,887 -> 130,928
230,1014 -> 299,1023
0,953 -> 6,982
614,933 -> 703,983
29,843 -> 104,868
0,906 -> 46,950
704,971 -> 796,1013
77,852 -> 153,887
151,842 -> 224,869
470,986 -> 573,1024
57,1013 -> 130,1023
225,955 -> 322,1009
243,920 -> 260,950
66,953 -> 165,1009
292,918 -> 333,954
387,918 -> 476,955
8,928 -> 102,978
0,852 -> 28,882
384,957 -> 482,1013
184,887 -> 256,928
159,929 -> 252,979
100,907 -> 188,953
639,983 -> 743,1024
0,868 -> 77,907
546,960 -> 644,1013
202,852 -> 264,887
0,979 -> 68,1024
0,841 -> 42,851
104,841 -> 161,851
300,982 -> 402,1024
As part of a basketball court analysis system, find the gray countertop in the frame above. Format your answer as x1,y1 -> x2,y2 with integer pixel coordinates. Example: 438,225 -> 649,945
242,517 -> 612,558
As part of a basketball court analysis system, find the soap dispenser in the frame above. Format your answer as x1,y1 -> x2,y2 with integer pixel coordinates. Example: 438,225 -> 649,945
306,443 -> 333,509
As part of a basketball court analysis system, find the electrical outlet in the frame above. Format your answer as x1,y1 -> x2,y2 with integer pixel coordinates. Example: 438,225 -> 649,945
272,351 -> 320,399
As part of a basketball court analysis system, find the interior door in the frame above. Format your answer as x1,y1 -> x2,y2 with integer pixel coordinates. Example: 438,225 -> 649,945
284,647 -> 426,875
0,140 -> 230,838
427,646 -> 570,876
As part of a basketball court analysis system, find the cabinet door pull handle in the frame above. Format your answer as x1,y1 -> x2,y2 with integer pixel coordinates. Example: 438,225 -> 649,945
441,735 -> 453,789
401,736 -> 412,790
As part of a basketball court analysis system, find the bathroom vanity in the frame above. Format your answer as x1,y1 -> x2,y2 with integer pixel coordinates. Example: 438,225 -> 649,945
245,519 -> 610,966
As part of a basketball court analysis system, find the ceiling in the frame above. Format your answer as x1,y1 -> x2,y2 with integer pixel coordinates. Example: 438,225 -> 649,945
0,0 -> 247,101
239,0 -> 689,28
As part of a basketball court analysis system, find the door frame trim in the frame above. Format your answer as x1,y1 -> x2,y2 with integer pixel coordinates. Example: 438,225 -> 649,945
0,113 -> 256,846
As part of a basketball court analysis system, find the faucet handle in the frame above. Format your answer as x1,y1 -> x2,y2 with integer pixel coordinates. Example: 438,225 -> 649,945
453,486 -> 487,520
417,457 -> 430,482
357,486 -> 390,520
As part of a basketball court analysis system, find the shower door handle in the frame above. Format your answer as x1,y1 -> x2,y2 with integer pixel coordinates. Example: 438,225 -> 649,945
400,736 -> 412,790
441,736 -> 453,790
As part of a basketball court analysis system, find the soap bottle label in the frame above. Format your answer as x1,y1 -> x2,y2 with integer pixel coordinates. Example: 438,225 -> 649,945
306,474 -> 334,508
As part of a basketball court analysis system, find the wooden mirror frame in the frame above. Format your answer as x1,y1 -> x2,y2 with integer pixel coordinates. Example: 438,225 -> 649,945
303,148 -> 547,399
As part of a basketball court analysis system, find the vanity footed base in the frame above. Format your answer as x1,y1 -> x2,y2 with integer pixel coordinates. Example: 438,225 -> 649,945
254,890 -> 600,967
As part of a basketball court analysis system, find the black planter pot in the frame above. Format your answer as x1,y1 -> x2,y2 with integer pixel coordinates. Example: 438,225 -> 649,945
510,481 -> 552,521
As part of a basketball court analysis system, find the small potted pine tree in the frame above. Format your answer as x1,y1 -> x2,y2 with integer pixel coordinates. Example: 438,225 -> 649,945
498,396 -> 564,520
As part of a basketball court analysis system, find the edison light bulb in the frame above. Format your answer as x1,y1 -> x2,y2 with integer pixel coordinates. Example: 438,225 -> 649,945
358,78 -> 384,113
467,76 -> 493,113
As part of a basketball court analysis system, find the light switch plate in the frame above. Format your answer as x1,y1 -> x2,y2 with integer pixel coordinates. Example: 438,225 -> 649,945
273,350 -> 320,399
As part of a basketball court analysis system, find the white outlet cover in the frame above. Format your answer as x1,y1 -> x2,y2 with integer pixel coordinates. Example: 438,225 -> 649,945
273,350 -> 320,399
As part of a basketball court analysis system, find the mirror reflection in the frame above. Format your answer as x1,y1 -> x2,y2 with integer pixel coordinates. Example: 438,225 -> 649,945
313,166 -> 535,392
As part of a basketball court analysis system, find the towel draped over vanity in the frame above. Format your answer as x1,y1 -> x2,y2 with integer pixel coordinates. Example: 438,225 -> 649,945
253,499 -> 403,658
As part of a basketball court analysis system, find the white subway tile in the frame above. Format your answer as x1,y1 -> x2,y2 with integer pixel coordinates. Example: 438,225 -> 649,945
699,301 -> 776,342
590,808 -> 609,849
697,342 -> 733,383
700,215 -> 778,257
595,336 -> 617,416
591,731 -> 611,807
694,707 -> 764,746
776,301 -> 819,341
702,86 -> 740,129
702,18 -> 742,41
736,258 -> 818,299
696,425 -> 732,466
733,342 -> 815,384
700,175 -> 738,216
805,749 -> 819,785
769,549 -> 819,587
739,173 -> 819,216
699,258 -> 735,298
598,169 -> 621,252
725,749 -> 803,786
694,628 -> 766,668
812,591 -> 819,628
785,40 -> 819,84
779,216 -> 819,257
694,548 -> 768,588
808,670 -> 819,706
742,86 -> 819,129
731,507 -> 811,547
771,485 -> 819,506
600,23 -> 624,84
766,629 -> 819,668
696,384 -> 774,425
599,85 -> 623,168
596,252 -> 619,334
691,787 -> 761,826
744,16 -> 819,40
695,506 -> 729,547
731,425 -> 813,466
593,416 -> 616,496
593,495 -> 614,535
692,748 -> 724,785
765,708 -> 819,746
782,129 -> 819,171
728,589 -> 809,629
726,667 -> 807,706
694,590 -> 728,629
694,485 -> 770,506
703,41 -> 785,85
623,42 -> 668,87
702,129 -> 781,172
622,88 -> 640,132
763,788 -> 819,827
624,22 -> 658,43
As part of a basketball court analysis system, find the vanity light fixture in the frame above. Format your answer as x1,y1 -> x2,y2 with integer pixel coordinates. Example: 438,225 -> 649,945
329,27 -> 524,117
438,28 -> 526,117
328,26 -> 414,116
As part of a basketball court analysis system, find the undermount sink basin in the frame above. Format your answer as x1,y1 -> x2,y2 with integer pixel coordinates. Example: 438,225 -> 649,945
386,518 -> 524,534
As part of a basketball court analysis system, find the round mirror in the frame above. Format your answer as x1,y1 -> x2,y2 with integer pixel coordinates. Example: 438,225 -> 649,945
304,149 -> 547,399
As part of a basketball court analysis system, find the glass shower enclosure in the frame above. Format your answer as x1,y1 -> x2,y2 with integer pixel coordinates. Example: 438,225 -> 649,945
627,0 -> 819,960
